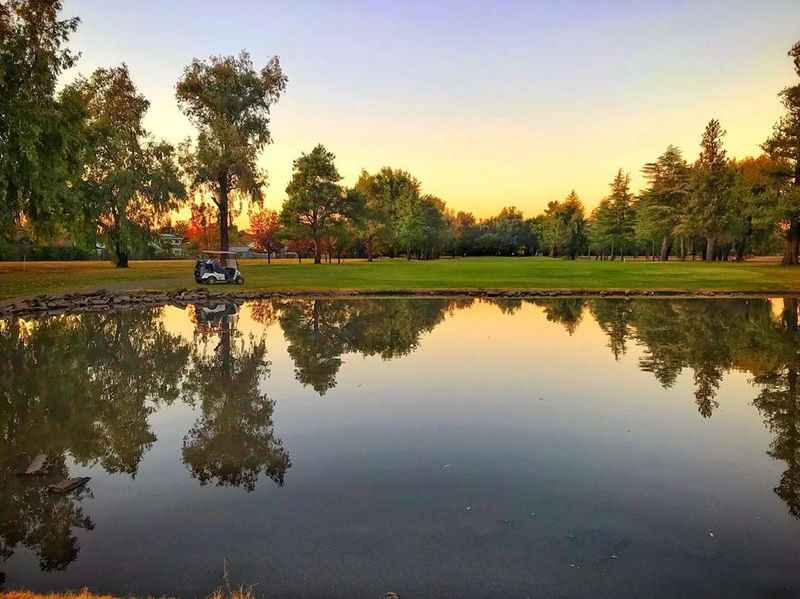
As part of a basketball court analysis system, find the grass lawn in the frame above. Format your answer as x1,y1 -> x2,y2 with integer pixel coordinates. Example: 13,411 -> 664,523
1,256 -> 799,300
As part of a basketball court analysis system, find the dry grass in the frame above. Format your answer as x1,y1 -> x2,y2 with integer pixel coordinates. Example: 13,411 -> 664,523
0,591 -> 117,599
0,588 -> 253,599
207,587 -> 254,599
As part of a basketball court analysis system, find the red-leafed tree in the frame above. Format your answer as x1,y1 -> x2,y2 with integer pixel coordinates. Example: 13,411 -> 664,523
185,202 -> 218,250
285,237 -> 314,264
248,208 -> 282,264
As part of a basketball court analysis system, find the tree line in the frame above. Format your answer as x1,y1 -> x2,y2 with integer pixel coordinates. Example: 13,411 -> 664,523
2,2 -> 800,265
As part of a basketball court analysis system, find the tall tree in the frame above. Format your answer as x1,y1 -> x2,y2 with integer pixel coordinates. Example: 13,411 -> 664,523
591,170 -> 636,259
609,170 -> 636,257
353,170 -> 385,261
687,119 -> 735,260
69,65 -> 186,267
354,167 -> 421,259
557,191 -> 587,259
176,51 -> 287,251
589,197 -> 615,258
0,0 -> 82,239
281,145 -> 358,264
396,191 -> 447,260
728,155 -> 783,261
762,41 -> 800,265
637,146 -> 690,261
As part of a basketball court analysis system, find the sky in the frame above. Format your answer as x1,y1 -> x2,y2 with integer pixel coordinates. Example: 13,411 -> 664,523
61,0 -> 800,221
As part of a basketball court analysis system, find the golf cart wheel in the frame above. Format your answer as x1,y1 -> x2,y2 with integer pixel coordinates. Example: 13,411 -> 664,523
235,275 -> 245,285
206,277 -> 215,285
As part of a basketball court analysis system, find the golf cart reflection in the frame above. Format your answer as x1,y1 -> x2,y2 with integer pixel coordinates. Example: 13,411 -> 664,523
193,303 -> 239,333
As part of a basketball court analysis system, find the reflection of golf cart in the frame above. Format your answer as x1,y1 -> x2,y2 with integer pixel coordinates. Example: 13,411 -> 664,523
194,303 -> 239,333
194,250 -> 244,285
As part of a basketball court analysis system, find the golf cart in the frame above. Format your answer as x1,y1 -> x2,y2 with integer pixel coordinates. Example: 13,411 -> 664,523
194,250 -> 245,285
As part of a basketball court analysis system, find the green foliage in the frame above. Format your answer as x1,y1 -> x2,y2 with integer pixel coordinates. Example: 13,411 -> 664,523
354,167 -> 421,258
761,42 -> 800,264
465,206 -> 537,256
590,170 -> 636,258
177,51 -> 287,251
67,65 -> 186,267
0,308 -> 190,570
181,307 -> 289,490
542,191 -> 587,259
276,298 -> 456,394
0,243 -> 92,261
685,119 -> 736,259
635,146 -> 690,258
280,144 -> 360,264
0,0 -> 82,238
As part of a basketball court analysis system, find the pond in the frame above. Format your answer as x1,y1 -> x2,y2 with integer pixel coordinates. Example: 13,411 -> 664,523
1,297 -> 800,598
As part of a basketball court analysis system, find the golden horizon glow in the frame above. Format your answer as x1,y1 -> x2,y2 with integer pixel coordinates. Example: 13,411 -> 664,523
62,1 -> 799,227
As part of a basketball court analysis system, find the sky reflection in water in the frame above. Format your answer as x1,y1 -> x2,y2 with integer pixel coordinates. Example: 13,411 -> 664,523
1,297 -> 799,598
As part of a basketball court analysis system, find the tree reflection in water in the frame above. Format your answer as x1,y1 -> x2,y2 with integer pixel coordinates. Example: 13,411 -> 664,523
274,298 -> 468,395
181,303 -> 290,491
585,297 -> 800,517
0,309 -> 190,579
3,295 -> 800,582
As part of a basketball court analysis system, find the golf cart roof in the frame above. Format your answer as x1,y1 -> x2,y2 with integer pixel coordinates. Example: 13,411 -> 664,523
200,250 -> 240,255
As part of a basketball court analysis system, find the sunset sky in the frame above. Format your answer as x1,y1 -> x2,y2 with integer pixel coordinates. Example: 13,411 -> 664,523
62,0 -> 799,221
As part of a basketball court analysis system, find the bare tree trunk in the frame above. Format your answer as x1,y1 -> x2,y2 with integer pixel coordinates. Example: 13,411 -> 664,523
659,236 -> 671,262
216,184 -> 229,252
705,236 -> 715,261
783,220 -> 800,265
113,215 -> 129,268
680,237 -> 686,261
313,237 -> 322,264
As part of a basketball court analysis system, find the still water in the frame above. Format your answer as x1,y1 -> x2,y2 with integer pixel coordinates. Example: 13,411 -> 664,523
2,297 -> 800,598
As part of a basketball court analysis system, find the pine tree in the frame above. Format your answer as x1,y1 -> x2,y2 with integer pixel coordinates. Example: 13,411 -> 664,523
607,169 -> 636,258
636,145 -> 690,260
687,119 -> 734,260
762,41 -> 800,265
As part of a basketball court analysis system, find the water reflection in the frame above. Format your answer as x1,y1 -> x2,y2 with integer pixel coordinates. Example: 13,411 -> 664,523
182,304 -> 290,490
275,298 -> 465,394
0,309 -> 189,577
1,296 -> 800,588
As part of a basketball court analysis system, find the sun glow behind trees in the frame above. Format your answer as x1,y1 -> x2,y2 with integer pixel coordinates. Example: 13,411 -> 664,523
1,2 -> 800,264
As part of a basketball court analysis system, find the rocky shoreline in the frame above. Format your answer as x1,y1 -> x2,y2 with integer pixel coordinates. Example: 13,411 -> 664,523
1,287 -> 798,319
